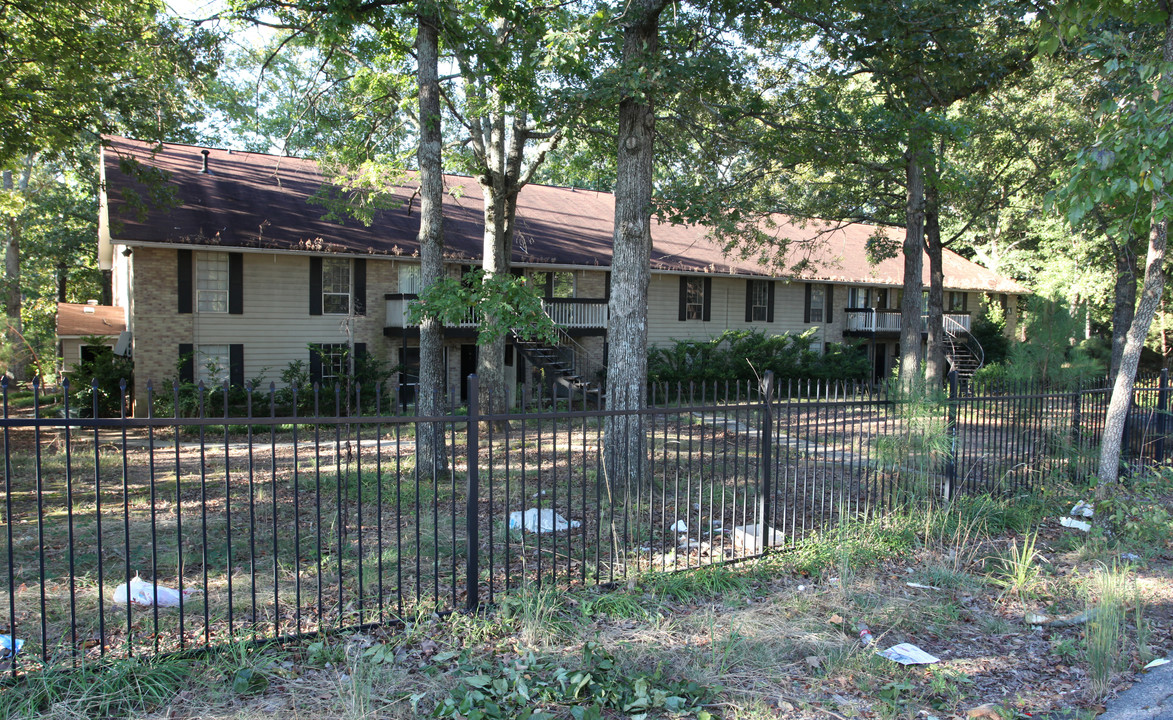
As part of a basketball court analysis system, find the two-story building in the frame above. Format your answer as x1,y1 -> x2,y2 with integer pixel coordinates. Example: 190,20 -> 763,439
82,136 -> 1026,415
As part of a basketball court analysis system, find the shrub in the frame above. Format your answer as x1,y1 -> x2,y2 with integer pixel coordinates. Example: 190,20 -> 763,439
647,329 -> 869,389
152,346 -> 394,418
65,337 -> 134,417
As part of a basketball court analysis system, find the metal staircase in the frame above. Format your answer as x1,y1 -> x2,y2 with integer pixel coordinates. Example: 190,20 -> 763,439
512,330 -> 603,406
943,316 -> 984,386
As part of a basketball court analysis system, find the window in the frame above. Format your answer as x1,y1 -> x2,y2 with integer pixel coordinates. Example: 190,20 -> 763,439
196,252 -> 229,313
80,344 -> 107,364
536,271 -> 575,298
399,265 -> 421,294
322,258 -> 351,314
847,287 -> 869,309
685,278 -> 705,319
948,291 -> 967,312
551,271 -> 575,298
809,286 -> 825,323
316,344 -> 349,381
196,344 -> 230,385
748,280 -> 770,322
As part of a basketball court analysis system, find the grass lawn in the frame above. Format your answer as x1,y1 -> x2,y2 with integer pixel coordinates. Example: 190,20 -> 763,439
3,472 -> 1171,720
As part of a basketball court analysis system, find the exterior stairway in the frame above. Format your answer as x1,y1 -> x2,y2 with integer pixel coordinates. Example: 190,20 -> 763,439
512,335 -> 603,405
943,318 -> 985,387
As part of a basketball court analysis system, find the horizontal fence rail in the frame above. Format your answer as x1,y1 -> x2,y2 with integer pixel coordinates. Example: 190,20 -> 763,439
0,369 -> 1165,673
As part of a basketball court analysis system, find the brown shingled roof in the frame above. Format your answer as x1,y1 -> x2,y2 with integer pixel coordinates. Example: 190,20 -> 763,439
57,303 -> 126,337
102,136 -> 1027,294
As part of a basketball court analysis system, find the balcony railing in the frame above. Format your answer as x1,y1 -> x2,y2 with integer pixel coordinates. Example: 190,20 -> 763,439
844,308 -> 971,334
385,295 -> 608,330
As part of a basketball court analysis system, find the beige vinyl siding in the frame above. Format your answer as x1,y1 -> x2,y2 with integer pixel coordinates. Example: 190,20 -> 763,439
187,252 -> 396,385
646,274 -> 839,349
59,338 -> 116,371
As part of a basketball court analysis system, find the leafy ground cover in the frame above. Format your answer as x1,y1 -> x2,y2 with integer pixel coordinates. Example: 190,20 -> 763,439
2,473 -> 1171,720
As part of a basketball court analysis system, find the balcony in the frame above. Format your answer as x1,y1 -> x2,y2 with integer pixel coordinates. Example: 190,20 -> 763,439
385,295 -> 608,333
844,308 -> 971,335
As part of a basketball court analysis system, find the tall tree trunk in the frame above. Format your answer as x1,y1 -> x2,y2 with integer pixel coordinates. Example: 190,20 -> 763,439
899,137 -> 927,388
924,156 -> 946,386
1097,11 -> 1173,492
604,0 -> 666,496
477,155 -> 510,420
1109,239 -> 1138,383
416,6 -> 448,476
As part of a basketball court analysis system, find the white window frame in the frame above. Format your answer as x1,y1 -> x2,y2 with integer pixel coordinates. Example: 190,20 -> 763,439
685,278 -> 705,320
318,343 -> 349,381
196,251 -> 229,313
749,280 -> 769,322
848,287 -> 869,309
399,264 -> 421,295
809,286 -> 825,323
321,259 -> 351,316
196,344 -> 230,385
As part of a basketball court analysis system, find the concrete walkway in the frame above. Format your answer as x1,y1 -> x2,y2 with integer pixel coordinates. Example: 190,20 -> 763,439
1099,662 -> 1173,720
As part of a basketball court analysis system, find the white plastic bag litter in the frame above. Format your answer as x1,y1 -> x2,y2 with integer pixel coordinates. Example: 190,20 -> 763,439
878,643 -> 939,665
112,575 -> 199,607
669,520 -> 688,533
1070,500 -> 1094,518
1060,516 -> 1092,533
508,508 -> 581,534
0,634 -> 23,658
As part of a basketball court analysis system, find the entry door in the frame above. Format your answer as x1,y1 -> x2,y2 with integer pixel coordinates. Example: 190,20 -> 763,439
459,344 -> 478,403
398,346 -> 420,408
873,342 -> 887,383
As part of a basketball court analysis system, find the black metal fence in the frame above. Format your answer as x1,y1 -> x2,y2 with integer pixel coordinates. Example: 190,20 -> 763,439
0,369 -> 1167,672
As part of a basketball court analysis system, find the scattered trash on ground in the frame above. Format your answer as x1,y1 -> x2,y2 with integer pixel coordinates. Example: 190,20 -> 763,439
508,509 -> 581,534
669,520 -> 688,533
0,634 -> 23,658
1059,516 -> 1092,532
1122,552 -> 1141,561
1058,500 -> 1094,532
877,642 -> 939,665
731,524 -> 783,553
112,575 -> 200,607
906,582 -> 942,591
1144,657 -> 1171,670
1024,609 -> 1096,627
857,623 -> 874,647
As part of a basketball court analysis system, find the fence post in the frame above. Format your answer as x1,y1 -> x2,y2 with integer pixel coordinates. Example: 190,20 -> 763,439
1158,368 -> 1169,465
465,373 -> 480,612
758,370 -> 775,541
945,370 -> 958,501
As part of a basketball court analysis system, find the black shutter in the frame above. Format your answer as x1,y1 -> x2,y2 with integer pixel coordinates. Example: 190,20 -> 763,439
177,250 -> 192,314
702,277 -> 712,321
229,344 -> 244,387
309,346 -> 322,384
962,292 -> 969,312
179,343 -> 194,383
826,285 -> 834,323
744,280 -> 754,323
353,259 -> 367,315
678,277 -> 688,321
309,257 -> 322,316
767,281 -> 776,323
604,272 -> 611,300
355,342 -> 367,362
228,253 -> 243,315
804,283 -> 812,323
